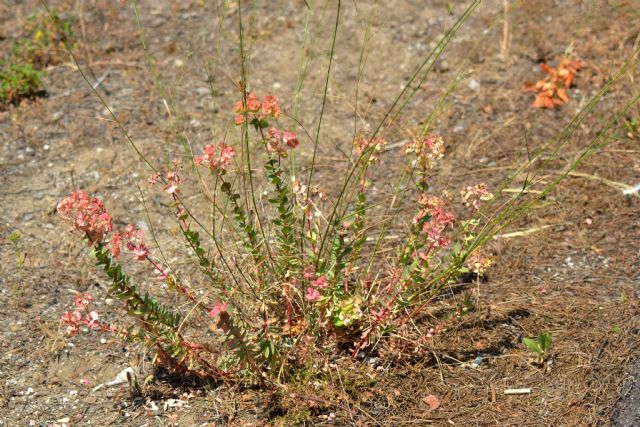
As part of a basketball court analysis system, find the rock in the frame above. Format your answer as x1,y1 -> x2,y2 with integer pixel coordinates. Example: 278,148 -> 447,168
91,367 -> 135,392
437,60 -> 449,72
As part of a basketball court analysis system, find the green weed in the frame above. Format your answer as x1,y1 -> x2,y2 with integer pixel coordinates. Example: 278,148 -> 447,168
0,9 -> 74,105
0,63 -> 45,104
523,332 -> 553,362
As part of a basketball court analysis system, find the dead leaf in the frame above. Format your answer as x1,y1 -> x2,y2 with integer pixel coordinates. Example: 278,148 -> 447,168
422,394 -> 441,410
540,62 -> 556,79
556,88 -> 569,103
525,57 -> 581,108
474,340 -> 487,350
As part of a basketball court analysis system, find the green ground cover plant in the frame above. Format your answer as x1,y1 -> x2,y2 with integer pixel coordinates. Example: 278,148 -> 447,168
0,9 -> 73,104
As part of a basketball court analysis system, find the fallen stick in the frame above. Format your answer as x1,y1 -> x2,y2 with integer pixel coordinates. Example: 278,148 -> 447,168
504,388 -> 531,395
622,182 -> 640,196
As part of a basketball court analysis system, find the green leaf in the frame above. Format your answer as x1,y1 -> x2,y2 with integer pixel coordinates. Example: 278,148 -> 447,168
539,332 -> 552,352
263,344 -> 270,359
522,337 -> 541,354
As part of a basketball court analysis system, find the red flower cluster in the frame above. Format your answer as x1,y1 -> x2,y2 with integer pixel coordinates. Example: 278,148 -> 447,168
261,95 -> 281,118
148,161 -> 183,194
466,249 -> 493,276
194,143 -> 236,171
57,190 -> 113,243
303,264 -> 316,279
209,300 -> 228,318
234,93 -> 281,125
148,172 -> 161,185
58,191 -> 168,281
75,293 -> 94,308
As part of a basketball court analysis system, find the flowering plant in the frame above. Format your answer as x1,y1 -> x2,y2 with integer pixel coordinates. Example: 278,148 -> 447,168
47,0 -> 639,392
58,89 -> 496,380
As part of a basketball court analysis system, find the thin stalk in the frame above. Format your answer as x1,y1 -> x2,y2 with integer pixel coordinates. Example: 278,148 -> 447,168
305,0 -> 341,191
315,0 -> 480,267
237,0 -> 275,266
301,0 -> 342,260
402,91 -> 640,323
291,1 -> 313,178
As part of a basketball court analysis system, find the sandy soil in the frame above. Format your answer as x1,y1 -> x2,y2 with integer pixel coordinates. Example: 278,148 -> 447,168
1,0 -> 640,425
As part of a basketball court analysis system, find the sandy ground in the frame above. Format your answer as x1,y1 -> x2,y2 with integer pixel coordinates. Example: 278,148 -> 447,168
1,0 -> 640,425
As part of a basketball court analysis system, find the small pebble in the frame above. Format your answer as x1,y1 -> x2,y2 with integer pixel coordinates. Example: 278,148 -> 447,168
437,60 -> 449,72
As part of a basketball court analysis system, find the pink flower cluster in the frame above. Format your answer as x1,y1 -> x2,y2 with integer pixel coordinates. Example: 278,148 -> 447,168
109,224 -> 147,260
305,275 -> 329,303
405,135 -> 445,169
234,93 -> 281,125
148,160 -> 183,194
292,181 -> 325,222
354,136 -> 386,164
423,207 -> 455,249
411,194 -> 447,226
266,127 -> 299,154
412,193 -> 455,256
164,170 -> 181,194
57,190 -> 113,243
110,224 -> 167,279
148,172 -> 161,185
209,300 -> 228,318
194,143 -> 236,171
58,190 -> 168,281
460,183 -> 494,210
61,293 -> 105,335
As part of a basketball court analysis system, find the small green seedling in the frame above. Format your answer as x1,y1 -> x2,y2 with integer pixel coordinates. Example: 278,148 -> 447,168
523,331 -> 552,362
620,292 -> 628,304
8,231 -> 25,266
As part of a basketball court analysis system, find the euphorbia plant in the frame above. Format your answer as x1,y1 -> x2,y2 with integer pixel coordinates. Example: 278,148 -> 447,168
58,92 -> 495,381
47,0 -> 639,387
